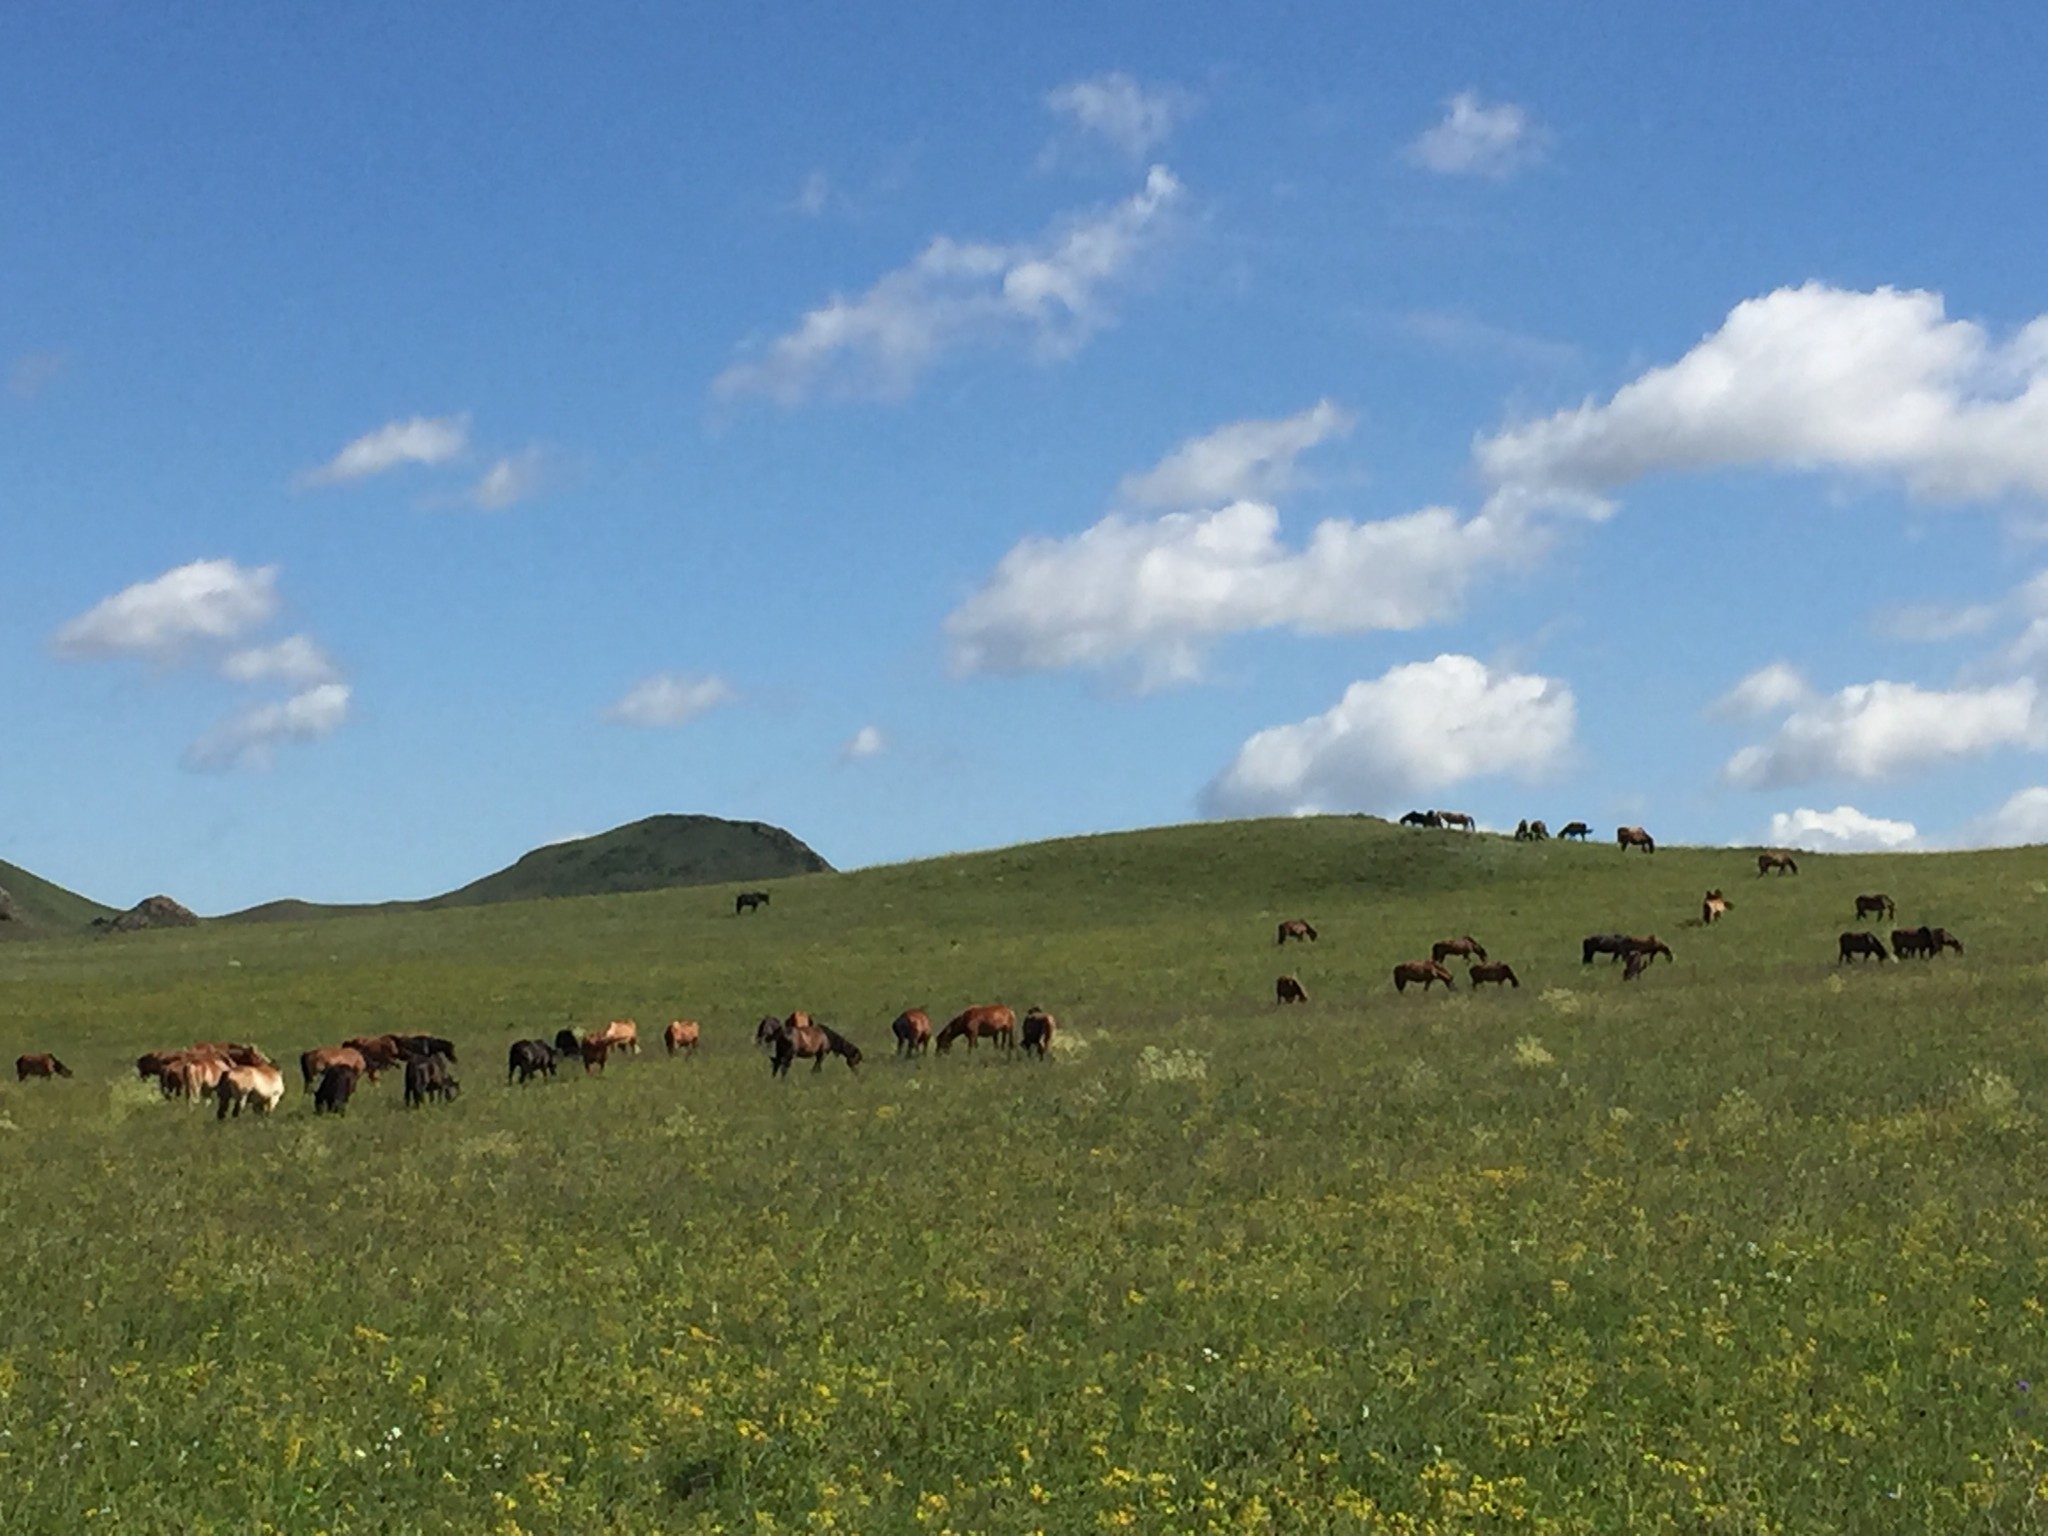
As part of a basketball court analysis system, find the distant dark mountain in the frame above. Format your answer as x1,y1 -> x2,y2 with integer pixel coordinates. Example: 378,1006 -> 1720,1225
222,814 -> 833,923
0,857 -> 116,939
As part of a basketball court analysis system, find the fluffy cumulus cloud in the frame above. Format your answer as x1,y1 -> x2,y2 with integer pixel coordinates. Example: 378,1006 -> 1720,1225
1115,400 -> 1353,510
184,683 -> 353,772
1722,678 -> 2041,788
298,414 -> 471,488
1044,72 -> 1195,160
947,499 -> 1517,688
1767,805 -> 1921,852
1955,786 -> 2048,847
469,447 -> 545,510
841,725 -> 886,762
52,559 -> 280,661
1478,284 -> 2048,509
604,673 -> 735,728
1202,655 -> 1576,817
714,167 -> 1183,403
1711,662 -> 1815,719
1408,91 -> 1548,177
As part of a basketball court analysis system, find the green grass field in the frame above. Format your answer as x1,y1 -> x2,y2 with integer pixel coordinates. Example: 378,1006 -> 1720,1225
3,817 -> 2047,1533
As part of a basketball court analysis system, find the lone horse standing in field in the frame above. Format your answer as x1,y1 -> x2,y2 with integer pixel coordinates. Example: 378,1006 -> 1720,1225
735,890 -> 770,915
1757,851 -> 1799,876
1617,826 -> 1655,854
1276,919 -> 1318,945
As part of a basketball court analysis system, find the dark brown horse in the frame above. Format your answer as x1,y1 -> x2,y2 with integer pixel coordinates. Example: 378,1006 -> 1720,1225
1393,960 -> 1456,992
892,1009 -> 932,1056
1617,826 -> 1655,854
1558,821 -> 1592,840
15,1053 -> 71,1081
1399,809 -> 1442,828
1275,974 -> 1308,1004
1431,935 -> 1487,963
935,1005 -> 1016,1053
1623,949 -> 1652,982
1622,935 -> 1673,965
1468,962 -> 1520,988
1757,851 -> 1799,876
1434,810 -> 1475,831
1276,919 -> 1318,945
734,890 -> 770,914
1841,931 -> 1890,963
1020,1008 -> 1056,1058
1854,893 -> 1895,922
769,1017 -> 862,1076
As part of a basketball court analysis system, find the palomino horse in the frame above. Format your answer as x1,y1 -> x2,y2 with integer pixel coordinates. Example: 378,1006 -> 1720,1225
1434,811 -> 1475,831
1855,893 -> 1896,922
1701,890 -> 1732,925
590,1020 -> 640,1056
1275,975 -> 1308,1004
1468,962 -> 1520,988
1276,919 -> 1318,945
1020,1008 -> 1056,1059
892,1010 -> 933,1056
936,1005 -> 1016,1052
663,1020 -> 700,1057
735,890 -> 770,914
216,1063 -> 286,1119
1392,960 -> 1456,992
1757,852 -> 1799,876
1399,809 -> 1442,828
1840,931 -> 1890,963
1616,826 -> 1655,854
1431,935 -> 1487,963
1558,822 -> 1592,841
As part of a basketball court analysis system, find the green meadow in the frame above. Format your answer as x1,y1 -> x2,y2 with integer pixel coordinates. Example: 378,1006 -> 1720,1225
3,817 -> 2048,1533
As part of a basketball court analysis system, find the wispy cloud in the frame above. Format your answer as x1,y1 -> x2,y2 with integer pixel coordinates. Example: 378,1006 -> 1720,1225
468,447 -> 546,510
298,413 -> 471,489
604,673 -> 736,728
1044,73 -> 1197,161
1402,310 -> 1578,370
184,683 -> 353,772
714,166 -> 1183,404
52,559 -> 280,661
220,634 -> 341,688
841,725 -> 886,762
1116,400 -> 1353,510
1408,92 -> 1548,178
1710,662 -> 1815,719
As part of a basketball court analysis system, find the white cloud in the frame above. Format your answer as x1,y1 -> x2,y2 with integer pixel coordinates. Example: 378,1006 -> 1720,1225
1723,678 -> 2041,788
1044,73 -> 1196,160
1711,662 -> 1814,718
184,683 -> 353,772
1767,805 -> 1921,852
1954,786 -> 2048,847
713,166 -> 1183,404
1408,91 -> 1548,178
841,725 -> 886,762
220,634 -> 340,688
1116,400 -> 1353,510
946,499 -> 1519,688
1203,655 -> 1575,816
469,448 -> 545,510
52,559 -> 280,661
298,413 -> 470,488
1876,601 -> 2002,642
1478,284 -> 2048,510
604,673 -> 736,728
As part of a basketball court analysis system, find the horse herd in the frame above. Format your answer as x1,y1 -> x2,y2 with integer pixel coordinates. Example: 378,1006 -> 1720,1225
1405,813 -> 1628,848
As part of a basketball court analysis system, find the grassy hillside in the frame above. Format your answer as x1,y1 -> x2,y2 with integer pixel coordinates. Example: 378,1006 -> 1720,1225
2,816 -> 2047,1531
0,854 -> 113,938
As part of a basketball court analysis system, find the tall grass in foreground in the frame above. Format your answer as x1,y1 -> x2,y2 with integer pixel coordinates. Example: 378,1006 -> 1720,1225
3,818 -> 2048,1532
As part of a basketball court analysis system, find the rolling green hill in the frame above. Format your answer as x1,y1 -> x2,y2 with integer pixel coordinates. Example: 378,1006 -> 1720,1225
0,855 -> 114,938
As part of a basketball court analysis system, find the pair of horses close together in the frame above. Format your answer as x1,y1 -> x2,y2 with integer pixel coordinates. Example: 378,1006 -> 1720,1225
1398,809 -> 1474,830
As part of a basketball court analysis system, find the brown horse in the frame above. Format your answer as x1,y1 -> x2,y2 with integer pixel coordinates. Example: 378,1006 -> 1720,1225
1276,919 -> 1318,945
579,1037 -> 615,1074
1393,960 -> 1456,992
1617,826 -> 1655,854
1468,962 -> 1520,988
1757,851 -> 1799,876
1434,810 -> 1475,831
344,1035 -> 407,1072
769,1017 -> 862,1076
1020,1008 -> 1056,1058
1399,809 -> 1442,828
1893,925 -> 1963,959
936,1005 -> 1016,1053
1431,935 -> 1487,963
892,1009 -> 932,1056
1275,975 -> 1308,1004
15,1053 -> 71,1081
1558,821 -> 1592,840
1841,931 -> 1891,963
663,1020 -> 700,1058
1854,893 -> 1896,922
299,1046 -> 371,1089
1702,890 -> 1732,924
1623,949 -> 1652,981
1622,935 -> 1673,965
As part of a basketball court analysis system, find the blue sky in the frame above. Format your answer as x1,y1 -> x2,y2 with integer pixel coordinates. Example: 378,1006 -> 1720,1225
9,2 -> 2048,913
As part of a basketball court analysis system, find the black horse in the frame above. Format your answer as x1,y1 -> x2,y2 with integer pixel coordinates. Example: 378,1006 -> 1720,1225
313,1063 -> 360,1114
1558,822 -> 1592,841
405,1052 -> 460,1107
1582,933 -> 1630,964
507,1039 -> 557,1084
1398,810 -> 1442,828
735,890 -> 771,914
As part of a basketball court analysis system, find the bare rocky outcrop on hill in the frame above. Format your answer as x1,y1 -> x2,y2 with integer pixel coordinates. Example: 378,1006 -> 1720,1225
100,894 -> 201,933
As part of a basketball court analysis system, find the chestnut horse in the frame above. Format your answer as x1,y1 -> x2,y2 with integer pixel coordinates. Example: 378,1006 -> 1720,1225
1468,962 -> 1520,988
1434,810 -> 1475,831
1757,851 -> 1799,876
663,1020 -> 700,1058
935,1005 -> 1016,1053
769,1017 -> 862,1076
1617,826 -> 1655,854
1855,893 -> 1896,922
1393,960 -> 1456,992
15,1053 -> 71,1081
892,1010 -> 932,1056
300,1046 -> 371,1089
1276,919 -> 1318,945
1275,975 -> 1309,1004
1431,935 -> 1487,963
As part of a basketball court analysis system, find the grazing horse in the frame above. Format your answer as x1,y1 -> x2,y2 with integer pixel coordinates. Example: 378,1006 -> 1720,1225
936,1005 -> 1016,1053
1842,931 -> 1891,963
892,1009 -> 932,1056
734,890 -> 770,915
1434,810 -> 1475,831
215,1063 -> 285,1119
578,1037 -> 613,1074
1617,826 -> 1655,854
160,1052 -> 228,1102
1757,851 -> 1799,876
1623,949 -> 1652,982
404,1053 -> 460,1107
1020,1008 -> 1056,1058
15,1053 -> 71,1081
1558,822 -> 1592,841
1893,925 -> 1963,959
1468,962 -> 1520,988
394,1034 -> 457,1063
507,1039 -> 557,1084
1275,974 -> 1309,1004
1931,927 -> 1965,955
1702,890 -> 1732,925
769,1017 -> 862,1076
136,1050 -> 179,1083
1855,893 -> 1896,922
1393,959 -> 1456,992
1623,936 -> 1674,966
344,1035 -> 407,1073
300,1046 -> 371,1089
554,1027 -> 583,1060
663,1020 -> 700,1058
589,1020 -> 640,1057
1514,819 -> 1551,841
313,1063 -> 360,1114
1582,933 -> 1629,964
1399,809 -> 1443,828
1276,919 -> 1318,945
1431,935 -> 1487,963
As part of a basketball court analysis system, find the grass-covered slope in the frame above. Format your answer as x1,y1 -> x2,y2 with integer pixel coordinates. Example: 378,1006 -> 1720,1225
3,816 -> 2048,1530
0,854 -> 113,938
